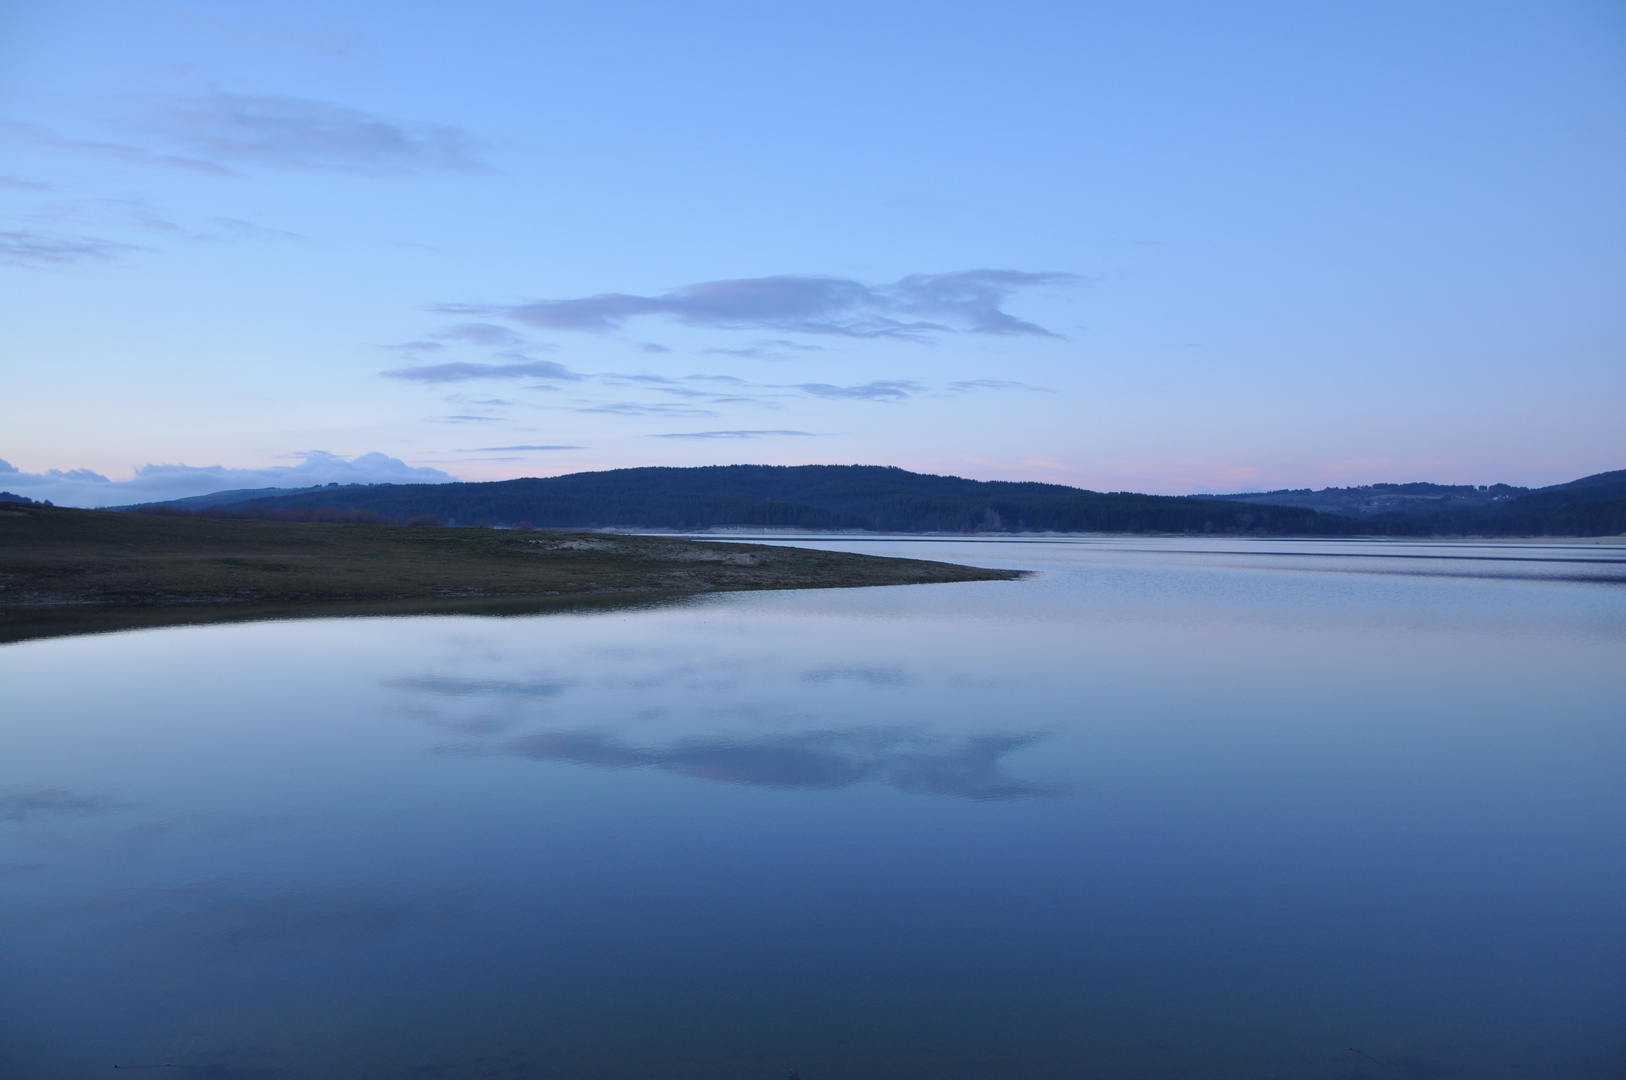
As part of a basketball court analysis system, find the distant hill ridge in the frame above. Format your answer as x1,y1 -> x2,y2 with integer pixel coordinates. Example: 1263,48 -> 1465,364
1196,470 -> 1626,535
124,464 -> 1626,537
1196,481 -> 1531,517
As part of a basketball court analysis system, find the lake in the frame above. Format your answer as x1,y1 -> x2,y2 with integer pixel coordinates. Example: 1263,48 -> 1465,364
2,536 -> 1624,1079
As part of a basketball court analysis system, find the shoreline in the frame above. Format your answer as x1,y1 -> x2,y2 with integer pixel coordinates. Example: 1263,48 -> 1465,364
0,504 -> 1020,645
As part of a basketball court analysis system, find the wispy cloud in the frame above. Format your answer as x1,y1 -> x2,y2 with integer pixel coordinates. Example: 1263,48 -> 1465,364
598,372 -> 680,387
652,429 -> 816,439
9,93 -> 487,178
947,379 -> 1050,393
0,175 -> 54,191
585,374 -> 765,407
453,269 -> 1077,340
20,195 -> 304,247
383,358 -> 578,382
796,380 -> 921,401
0,229 -> 138,267
205,215 -> 304,242
382,322 -> 553,374
704,339 -> 827,359
2,119 -> 235,176
124,90 -> 490,175
571,401 -> 716,417
469,445 -> 583,451
433,322 -> 529,347
703,347 -> 776,359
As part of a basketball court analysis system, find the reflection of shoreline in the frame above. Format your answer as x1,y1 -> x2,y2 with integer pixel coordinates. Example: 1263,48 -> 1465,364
508,727 -> 1057,801
0,592 -> 688,647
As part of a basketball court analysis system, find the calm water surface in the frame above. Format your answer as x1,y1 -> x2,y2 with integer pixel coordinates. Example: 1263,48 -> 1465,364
2,537 -> 1624,1079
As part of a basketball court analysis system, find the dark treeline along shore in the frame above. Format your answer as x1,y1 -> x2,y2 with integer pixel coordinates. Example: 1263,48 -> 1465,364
0,503 -> 1018,644
81,463 -> 1626,537
1194,469 -> 1626,534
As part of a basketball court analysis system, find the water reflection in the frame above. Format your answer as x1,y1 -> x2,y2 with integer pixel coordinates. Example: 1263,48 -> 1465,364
388,675 -> 574,698
1349,1049 -> 1458,1079
390,654 -> 1049,798
0,861 -> 47,877
508,727 -> 1054,799
158,886 -> 407,963
0,787 -> 118,822
801,666 -> 914,686
1,536 -> 1622,1080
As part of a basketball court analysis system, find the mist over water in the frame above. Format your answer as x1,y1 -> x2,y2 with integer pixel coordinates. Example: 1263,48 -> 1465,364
2,537 -> 1623,1079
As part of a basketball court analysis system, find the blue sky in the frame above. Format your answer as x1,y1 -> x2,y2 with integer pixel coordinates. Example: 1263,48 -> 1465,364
3,0 -> 1623,505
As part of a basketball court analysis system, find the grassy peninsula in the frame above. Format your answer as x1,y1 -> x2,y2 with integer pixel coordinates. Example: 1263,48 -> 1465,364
0,503 -> 1018,643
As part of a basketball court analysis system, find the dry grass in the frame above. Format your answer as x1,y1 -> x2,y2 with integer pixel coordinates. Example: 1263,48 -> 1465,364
0,504 -> 1018,642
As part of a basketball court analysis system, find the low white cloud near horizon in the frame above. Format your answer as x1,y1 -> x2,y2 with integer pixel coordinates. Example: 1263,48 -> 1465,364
0,451 -> 453,508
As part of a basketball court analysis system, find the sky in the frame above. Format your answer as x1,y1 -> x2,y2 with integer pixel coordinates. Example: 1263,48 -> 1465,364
2,0 -> 1623,506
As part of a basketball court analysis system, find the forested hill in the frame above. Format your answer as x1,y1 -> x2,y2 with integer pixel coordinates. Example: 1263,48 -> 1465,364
125,464 -> 1626,536
1364,469 -> 1626,537
1196,481 -> 1531,518
130,464 -> 1348,535
1196,469 -> 1626,537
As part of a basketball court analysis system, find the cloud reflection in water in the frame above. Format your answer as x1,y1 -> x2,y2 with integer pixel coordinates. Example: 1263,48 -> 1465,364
388,675 -> 573,698
800,666 -> 913,687
508,728 -> 1055,800
165,890 -> 406,962
0,787 -> 118,822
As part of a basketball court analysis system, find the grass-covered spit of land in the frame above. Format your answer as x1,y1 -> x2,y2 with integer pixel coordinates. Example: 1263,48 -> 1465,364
0,503 -> 1019,643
